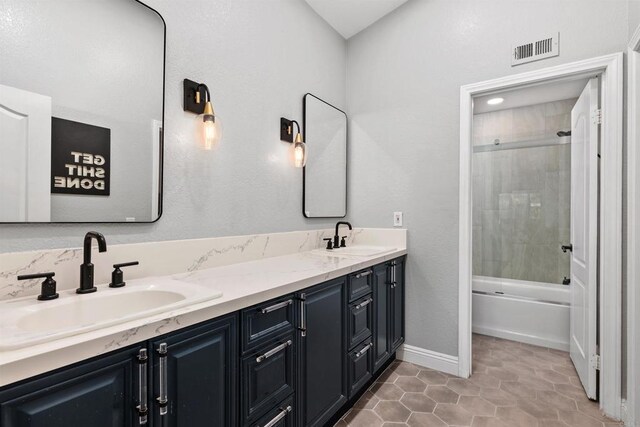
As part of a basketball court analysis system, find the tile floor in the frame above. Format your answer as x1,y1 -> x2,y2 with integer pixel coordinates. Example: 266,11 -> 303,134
335,334 -> 623,426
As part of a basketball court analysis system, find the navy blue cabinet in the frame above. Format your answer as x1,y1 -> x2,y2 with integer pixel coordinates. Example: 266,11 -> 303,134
0,257 -> 405,427
0,346 -> 141,427
297,278 -> 348,427
373,263 -> 391,372
150,314 -> 237,427
390,258 -> 406,352
373,257 -> 406,373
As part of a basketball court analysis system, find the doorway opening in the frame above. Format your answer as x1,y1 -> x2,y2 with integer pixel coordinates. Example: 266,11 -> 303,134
458,54 -> 623,420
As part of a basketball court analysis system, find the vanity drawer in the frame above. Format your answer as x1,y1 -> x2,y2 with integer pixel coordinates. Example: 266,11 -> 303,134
348,268 -> 373,302
242,294 -> 295,353
241,333 -> 295,424
348,295 -> 373,349
348,339 -> 373,398
248,395 -> 294,427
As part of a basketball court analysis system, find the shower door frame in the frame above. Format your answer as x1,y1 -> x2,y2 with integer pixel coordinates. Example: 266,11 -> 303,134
458,53 -> 624,419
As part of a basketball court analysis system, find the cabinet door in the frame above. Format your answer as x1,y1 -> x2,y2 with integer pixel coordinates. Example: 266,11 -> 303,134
0,346 -> 141,427
151,314 -> 237,427
372,263 -> 391,372
298,278 -> 348,427
390,258 -> 405,352
241,333 -> 295,424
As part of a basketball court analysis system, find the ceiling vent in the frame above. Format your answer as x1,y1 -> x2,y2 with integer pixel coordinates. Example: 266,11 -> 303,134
511,33 -> 559,66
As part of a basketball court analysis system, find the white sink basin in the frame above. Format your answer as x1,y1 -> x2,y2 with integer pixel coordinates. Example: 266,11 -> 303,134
0,279 -> 222,350
312,245 -> 397,258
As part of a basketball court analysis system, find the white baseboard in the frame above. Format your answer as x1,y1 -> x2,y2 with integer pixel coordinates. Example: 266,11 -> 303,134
397,344 -> 459,376
472,325 -> 569,352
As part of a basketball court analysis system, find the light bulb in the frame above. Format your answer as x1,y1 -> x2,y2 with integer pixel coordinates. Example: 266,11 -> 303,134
198,101 -> 222,150
293,133 -> 307,168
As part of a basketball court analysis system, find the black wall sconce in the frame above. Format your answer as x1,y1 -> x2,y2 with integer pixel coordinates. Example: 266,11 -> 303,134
183,79 -> 222,150
280,117 -> 307,168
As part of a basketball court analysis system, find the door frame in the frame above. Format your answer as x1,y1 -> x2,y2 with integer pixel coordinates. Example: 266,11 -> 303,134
458,53 -> 624,418
626,25 -> 640,427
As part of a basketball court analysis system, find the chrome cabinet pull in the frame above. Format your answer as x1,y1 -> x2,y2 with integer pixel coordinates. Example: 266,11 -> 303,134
261,405 -> 292,427
256,340 -> 292,363
157,343 -> 168,416
299,293 -> 306,337
136,348 -> 148,425
355,298 -> 373,310
261,299 -> 292,314
356,343 -> 372,358
355,270 -> 373,279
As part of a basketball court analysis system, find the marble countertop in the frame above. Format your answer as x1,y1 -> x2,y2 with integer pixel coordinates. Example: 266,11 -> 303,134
0,247 -> 406,388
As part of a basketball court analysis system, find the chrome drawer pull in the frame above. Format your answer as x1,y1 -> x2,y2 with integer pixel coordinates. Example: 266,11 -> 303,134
356,343 -> 372,358
261,405 -> 292,427
256,340 -> 292,363
261,299 -> 293,314
355,298 -> 373,310
157,343 -> 168,416
299,293 -> 307,337
355,270 -> 373,279
136,348 -> 148,425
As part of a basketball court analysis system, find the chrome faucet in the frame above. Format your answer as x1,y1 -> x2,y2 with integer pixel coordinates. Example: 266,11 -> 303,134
77,231 -> 107,294
334,221 -> 352,248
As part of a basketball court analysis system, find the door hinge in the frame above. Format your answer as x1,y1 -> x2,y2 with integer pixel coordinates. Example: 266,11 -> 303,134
592,109 -> 602,125
592,354 -> 601,370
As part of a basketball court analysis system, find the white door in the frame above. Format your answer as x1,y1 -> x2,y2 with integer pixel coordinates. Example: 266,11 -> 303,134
0,84 -> 52,222
569,77 -> 599,399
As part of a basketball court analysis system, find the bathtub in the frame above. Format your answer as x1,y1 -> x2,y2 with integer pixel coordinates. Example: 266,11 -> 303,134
472,276 -> 570,351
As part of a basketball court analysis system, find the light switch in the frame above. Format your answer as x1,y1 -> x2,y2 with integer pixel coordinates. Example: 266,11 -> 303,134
393,212 -> 403,227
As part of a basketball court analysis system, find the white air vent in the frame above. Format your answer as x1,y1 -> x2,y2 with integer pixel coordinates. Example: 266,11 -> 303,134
511,33 -> 559,66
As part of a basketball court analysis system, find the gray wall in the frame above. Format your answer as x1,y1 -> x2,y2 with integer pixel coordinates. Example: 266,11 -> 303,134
630,0 -> 640,39
472,101 -> 574,285
0,0 -> 347,252
345,0 -> 630,357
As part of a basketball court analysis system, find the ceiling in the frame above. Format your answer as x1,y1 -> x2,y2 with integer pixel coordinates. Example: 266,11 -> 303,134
474,78 -> 592,114
305,0 -> 408,39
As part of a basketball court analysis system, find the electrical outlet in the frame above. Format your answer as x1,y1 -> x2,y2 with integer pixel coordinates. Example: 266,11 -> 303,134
393,212 -> 403,227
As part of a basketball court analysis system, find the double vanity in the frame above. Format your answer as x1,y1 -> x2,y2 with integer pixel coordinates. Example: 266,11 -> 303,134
0,228 -> 406,427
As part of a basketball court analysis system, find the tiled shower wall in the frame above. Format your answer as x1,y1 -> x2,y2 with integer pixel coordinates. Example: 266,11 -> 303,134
472,99 -> 576,285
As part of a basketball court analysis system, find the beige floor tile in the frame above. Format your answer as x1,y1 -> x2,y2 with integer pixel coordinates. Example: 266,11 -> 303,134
396,376 -> 428,392
458,395 -> 496,416
406,412 -> 447,427
339,335 -> 622,426
343,408 -> 384,427
375,400 -> 412,423
425,385 -> 460,403
433,403 -> 474,426
400,393 -> 437,413
446,378 -> 481,396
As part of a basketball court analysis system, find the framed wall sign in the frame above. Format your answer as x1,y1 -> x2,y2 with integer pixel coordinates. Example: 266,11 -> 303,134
51,117 -> 111,196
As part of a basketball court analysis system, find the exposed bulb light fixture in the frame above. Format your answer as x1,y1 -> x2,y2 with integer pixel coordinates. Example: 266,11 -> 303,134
183,79 -> 222,150
487,97 -> 504,106
280,117 -> 307,168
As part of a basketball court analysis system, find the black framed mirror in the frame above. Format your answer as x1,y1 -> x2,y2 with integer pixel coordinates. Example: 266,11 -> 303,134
0,0 -> 165,223
302,93 -> 347,218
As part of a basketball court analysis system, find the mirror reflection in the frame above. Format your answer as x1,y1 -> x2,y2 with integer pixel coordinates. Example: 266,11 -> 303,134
303,94 -> 347,218
0,0 -> 165,223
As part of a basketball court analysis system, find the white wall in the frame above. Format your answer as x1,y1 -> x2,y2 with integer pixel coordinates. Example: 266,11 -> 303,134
0,0 -> 346,252
346,0 -> 630,357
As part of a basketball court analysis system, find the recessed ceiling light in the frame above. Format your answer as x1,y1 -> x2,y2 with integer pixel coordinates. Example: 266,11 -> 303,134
487,97 -> 504,105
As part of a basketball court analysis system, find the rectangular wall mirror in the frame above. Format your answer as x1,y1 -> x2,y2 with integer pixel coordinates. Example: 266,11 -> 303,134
303,93 -> 347,218
0,0 -> 165,223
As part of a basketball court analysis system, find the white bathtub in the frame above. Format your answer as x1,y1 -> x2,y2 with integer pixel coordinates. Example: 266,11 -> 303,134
472,275 -> 570,351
